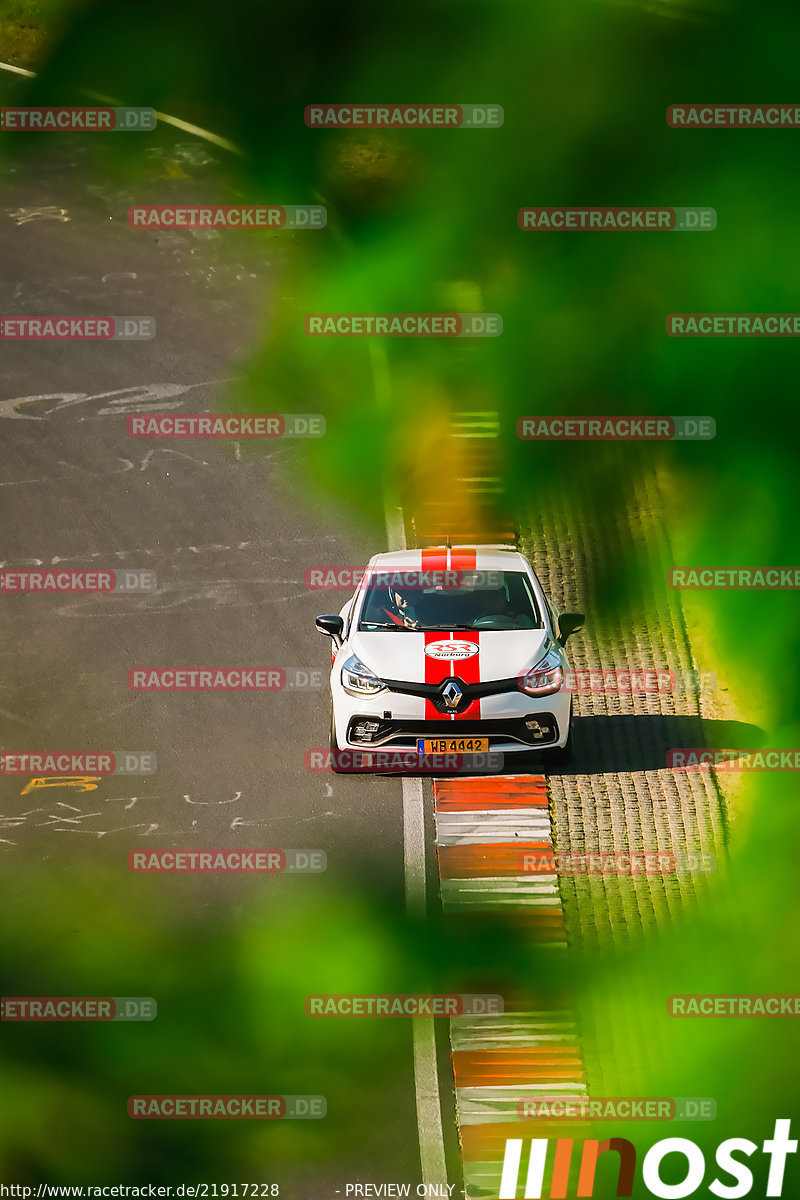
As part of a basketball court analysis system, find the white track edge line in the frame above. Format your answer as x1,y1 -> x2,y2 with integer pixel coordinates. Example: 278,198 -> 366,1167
385,501 -> 448,1188
0,60 -> 240,153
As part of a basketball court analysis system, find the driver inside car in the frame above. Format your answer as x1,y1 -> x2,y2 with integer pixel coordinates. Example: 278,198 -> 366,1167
381,583 -> 422,628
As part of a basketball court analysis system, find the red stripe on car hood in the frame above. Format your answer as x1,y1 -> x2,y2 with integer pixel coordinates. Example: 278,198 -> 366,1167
424,630 -> 481,720
420,550 -> 481,720
420,547 -> 449,574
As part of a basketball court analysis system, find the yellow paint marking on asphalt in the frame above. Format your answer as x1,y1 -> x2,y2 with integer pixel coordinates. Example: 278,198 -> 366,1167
20,776 -> 102,794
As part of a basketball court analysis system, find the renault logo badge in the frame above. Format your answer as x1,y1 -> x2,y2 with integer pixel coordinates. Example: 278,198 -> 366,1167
441,680 -> 464,709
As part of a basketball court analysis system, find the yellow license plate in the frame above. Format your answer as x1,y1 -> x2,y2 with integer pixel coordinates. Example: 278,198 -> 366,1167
417,737 -> 490,754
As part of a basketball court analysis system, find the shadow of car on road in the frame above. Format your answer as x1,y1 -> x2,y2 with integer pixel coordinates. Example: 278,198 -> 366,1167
541,714 -> 767,777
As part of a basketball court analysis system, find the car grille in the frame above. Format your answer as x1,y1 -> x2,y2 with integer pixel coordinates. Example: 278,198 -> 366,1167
346,713 -> 560,748
381,675 -> 521,715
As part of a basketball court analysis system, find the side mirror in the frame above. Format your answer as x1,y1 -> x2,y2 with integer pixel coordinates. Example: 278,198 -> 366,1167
315,614 -> 344,648
557,612 -> 585,645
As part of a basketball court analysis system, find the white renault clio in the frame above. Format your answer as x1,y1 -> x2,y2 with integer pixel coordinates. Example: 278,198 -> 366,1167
315,546 -> 584,770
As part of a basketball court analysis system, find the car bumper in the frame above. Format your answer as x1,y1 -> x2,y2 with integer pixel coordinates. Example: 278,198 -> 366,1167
330,678 -> 572,753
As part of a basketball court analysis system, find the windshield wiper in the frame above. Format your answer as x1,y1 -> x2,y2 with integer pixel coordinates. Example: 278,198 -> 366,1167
360,623 -> 417,631
419,624 -> 479,631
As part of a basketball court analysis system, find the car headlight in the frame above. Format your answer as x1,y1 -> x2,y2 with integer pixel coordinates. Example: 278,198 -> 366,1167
341,654 -> 386,696
519,652 -> 564,697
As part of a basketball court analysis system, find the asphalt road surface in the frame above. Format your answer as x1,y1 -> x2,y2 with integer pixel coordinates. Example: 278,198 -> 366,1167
0,107 -> 461,1195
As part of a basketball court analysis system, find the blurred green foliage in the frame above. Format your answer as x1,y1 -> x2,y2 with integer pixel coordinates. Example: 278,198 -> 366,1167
1,0 -> 800,1193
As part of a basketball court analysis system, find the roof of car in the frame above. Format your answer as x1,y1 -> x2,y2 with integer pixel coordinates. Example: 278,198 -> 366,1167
367,546 -> 529,572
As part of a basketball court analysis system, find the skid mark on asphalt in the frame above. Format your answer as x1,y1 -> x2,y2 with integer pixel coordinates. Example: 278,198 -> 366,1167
0,788 -> 340,845
0,538 -> 334,569
0,456 -> 150,486
183,790 -> 242,805
137,447 -> 211,471
0,476 -> 50,487
432,775 -> 588,1200
0,379 -> 237,421
7,206 -> 70,225
0,789 -> 250,844
56,456 -> 136,475
38,583 -> 309,618
229,812 -> 337,828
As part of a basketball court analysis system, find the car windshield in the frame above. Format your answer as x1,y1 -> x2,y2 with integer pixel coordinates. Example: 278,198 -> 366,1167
357,569 -> 543,632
